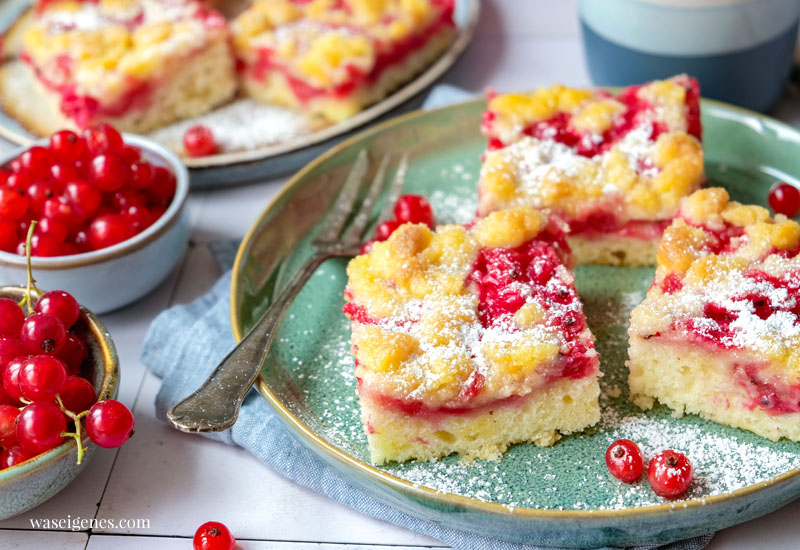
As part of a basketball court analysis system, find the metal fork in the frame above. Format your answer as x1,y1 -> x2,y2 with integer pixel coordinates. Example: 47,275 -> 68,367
167,150 -> 408,433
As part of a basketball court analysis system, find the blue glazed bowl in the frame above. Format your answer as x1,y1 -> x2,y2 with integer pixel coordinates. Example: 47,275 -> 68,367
0,286 -> 119,520
0,134 -> 190,314
579,0 -> 800,112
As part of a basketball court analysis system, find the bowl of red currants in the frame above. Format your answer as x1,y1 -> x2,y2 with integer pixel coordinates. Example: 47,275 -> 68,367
0,284 -> 124,520
0,124 -> 190,313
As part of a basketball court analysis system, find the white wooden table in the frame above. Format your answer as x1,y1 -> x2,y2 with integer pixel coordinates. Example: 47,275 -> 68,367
3,1 -> 800,548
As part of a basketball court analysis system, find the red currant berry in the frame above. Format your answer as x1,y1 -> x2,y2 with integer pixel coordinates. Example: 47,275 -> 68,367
768,182 -> 800,217
19,146 -> 54,182
111,189 -> 144,210
0,187 -> 29,221
35,290 -> 80,329
123,204 -> 153,233
6,172 -> 32,193
20,313 -> 66,355
394,194 -> 435,228
128,160 -> 153,190
17,234 -> 65,257
19,355 -> 67,402
8,158 -> 22,175
0,384 -> 9,406
57,333 -> 88,375
647,450 -> 693,499
36,217 -> 69,243
605,439 -> 644,483
73,228 -> 90,252
85,399 -> 134,448
375,220 -> 400,241
2,356 -> 27,404
0,169 -> 10,186
0,404 -> 19,446
183,125 -> 218,157
64,180 -> 101,217
48,162 -> 78,186
0,445 -> 34,469
50,130 -> 86,163
0,298 -> 25,337
16,401 -> 66,454
43,196 -> 83,228
0,219 -> 17,252
89,153 -> 129,192
82,124 -> 123,155
148,166 -> 176,204
193,521 -> 236,550
120,144 -> 141,164
360,239 -> 377,255
59,375 -> 95,414
0,337 -> 26,368
26,181 -> 59,215
88,214 -> 133,249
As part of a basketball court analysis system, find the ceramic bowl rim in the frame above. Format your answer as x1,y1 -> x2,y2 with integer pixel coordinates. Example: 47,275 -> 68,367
0,286 -> 119,482
0,133 -> 189,270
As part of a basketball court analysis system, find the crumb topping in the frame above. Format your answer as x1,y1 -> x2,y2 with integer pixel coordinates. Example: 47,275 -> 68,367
478,129 -> 703,221
232,0 -> 454,89
633,187 -> 800,373
344,207 -> 597,409
23,0 -> 228,96
477,76 -> 704,227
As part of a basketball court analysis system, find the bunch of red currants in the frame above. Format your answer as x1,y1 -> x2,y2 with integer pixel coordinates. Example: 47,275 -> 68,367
0,287 -> 133,469
0,123 -> 176,256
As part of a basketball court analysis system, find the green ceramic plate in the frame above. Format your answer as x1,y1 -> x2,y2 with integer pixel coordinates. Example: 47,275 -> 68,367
231,99 -> 800,548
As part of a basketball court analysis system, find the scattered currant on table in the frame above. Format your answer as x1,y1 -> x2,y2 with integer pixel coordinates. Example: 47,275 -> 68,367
768,181 -> 800,218
361,194 -> 436,254
647,449 -> 693,499
183,124 -> 219,158
605,439 -> 644,483
0,123 -> 177,257
193,521 -> 236,550
0,222 -> 135,470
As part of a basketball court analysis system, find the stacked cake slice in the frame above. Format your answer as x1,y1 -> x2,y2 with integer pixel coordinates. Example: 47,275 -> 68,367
343,208 -> 600,464
477,75 -> 704,266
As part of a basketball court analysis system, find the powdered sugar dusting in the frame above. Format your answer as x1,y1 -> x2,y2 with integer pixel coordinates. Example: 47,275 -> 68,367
148,99 -> 314,154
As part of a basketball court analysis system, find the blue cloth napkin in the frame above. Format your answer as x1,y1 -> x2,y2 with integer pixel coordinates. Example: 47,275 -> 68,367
141,88 -> 715,550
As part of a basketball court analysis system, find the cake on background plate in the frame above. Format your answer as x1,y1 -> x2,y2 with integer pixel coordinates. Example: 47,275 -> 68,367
343,207 -> 600,464
628,187 -> 800,442
477,75 -> 704,266
232,0 -> 456,124
17,0 -> 237,134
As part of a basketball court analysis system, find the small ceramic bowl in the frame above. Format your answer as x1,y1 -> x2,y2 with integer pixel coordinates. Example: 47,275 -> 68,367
0,134 -> 190,314
0,285 -> 119,520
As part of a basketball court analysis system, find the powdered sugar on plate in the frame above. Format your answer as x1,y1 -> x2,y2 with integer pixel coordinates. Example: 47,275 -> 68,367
148,99 -> 314,155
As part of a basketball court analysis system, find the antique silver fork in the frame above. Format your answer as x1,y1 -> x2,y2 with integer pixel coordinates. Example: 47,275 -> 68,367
167,150 -> 407,433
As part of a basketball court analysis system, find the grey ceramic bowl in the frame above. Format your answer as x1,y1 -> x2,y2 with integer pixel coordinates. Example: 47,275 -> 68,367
0,286 -> 119,520
0,134 -> 190,314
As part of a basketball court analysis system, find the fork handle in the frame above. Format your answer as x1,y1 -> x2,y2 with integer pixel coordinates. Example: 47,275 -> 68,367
167,253 -> 328,433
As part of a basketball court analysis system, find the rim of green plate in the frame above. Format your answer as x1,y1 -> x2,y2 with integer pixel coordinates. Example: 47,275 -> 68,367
230,96 -> 800,519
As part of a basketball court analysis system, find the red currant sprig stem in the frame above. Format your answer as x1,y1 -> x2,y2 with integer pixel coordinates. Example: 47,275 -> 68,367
56,394 -> 89,464
18,221 -> 42,315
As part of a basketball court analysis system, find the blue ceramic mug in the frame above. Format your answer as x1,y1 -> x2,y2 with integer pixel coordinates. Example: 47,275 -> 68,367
579,0 -> 800,112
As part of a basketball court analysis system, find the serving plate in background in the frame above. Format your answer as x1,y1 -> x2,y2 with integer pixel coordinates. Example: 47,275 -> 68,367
0,0 -> 479,187
230,98 -> 800,548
